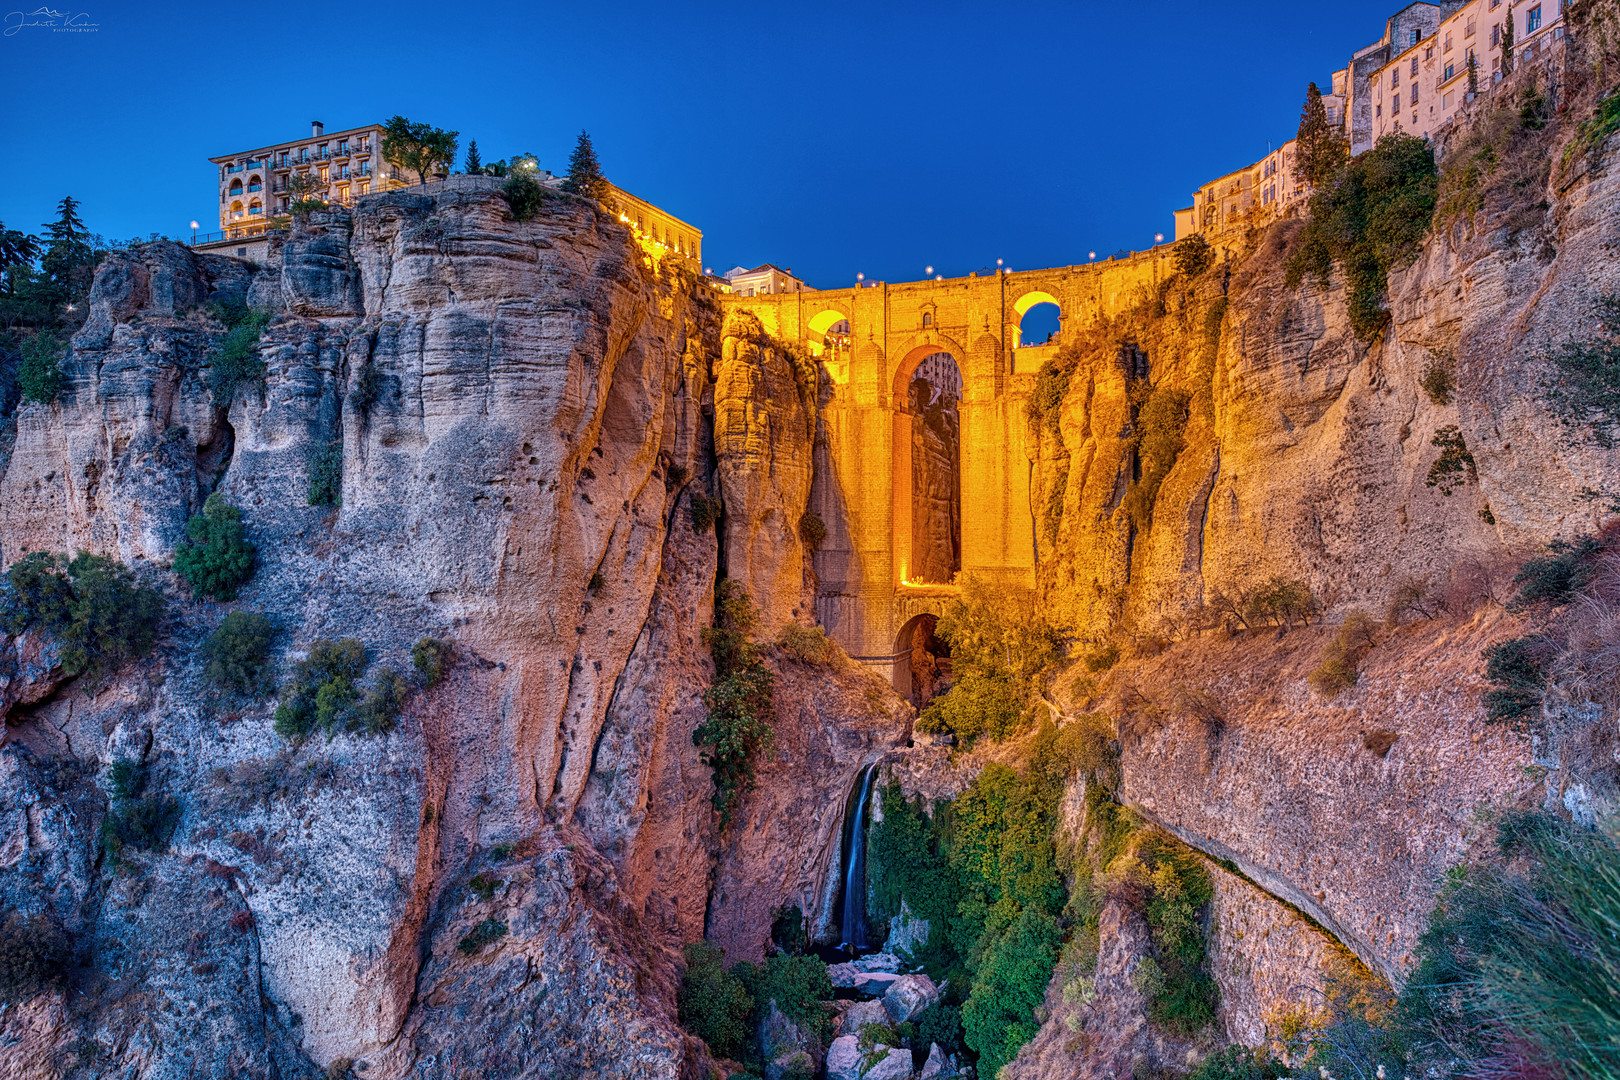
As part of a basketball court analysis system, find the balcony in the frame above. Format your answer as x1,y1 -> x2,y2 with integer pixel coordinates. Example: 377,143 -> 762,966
247,184 -> 262,192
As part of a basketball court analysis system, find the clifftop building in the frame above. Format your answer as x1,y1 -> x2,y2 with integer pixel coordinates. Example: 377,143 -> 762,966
208,121 -> 409,239
723,264 -> 806,296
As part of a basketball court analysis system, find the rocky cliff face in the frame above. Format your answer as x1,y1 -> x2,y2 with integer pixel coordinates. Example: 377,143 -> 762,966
0,184 -> 906,1078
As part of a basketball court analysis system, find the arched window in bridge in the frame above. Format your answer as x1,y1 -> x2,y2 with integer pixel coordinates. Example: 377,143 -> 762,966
922,312 -> 932,327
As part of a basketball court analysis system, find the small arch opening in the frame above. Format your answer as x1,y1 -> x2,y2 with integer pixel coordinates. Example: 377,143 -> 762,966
1018,302 -> 1060,346
893,613 -> 953,707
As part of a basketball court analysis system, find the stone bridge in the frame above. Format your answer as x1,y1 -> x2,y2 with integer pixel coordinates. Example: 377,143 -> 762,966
723,250 -> 1174,694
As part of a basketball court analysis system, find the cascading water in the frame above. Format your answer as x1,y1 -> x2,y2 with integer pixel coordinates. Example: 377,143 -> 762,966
836,764 -> 878,951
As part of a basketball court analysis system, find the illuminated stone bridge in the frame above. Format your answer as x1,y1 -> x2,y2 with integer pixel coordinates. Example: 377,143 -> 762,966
724,250 -> 1174,694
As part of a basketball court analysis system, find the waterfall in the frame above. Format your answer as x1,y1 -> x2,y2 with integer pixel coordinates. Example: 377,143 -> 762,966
837,764 -> 878,951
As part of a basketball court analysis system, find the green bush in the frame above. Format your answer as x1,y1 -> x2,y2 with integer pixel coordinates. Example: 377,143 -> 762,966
677,941 -> 753,1061
308,442 -> 343,506
1481,635 -> 1546,725
0,910 -> 70,1002
1136,835 -> 1218,1033
694,581 -> 774,826
917,576 -> 1063,746
797,510 -> 827,551
18,331 -> 66,405
689,493 -> 720,533
1420,351 -> 1456,406
1246,576 -> 1319,628
742,954 -> 835,1046
1425,426 -> 1476,496
100,758 -> 181,868
1,552 -> 164,680
274,639 -> 404,739
1540,294 -> 1620,447
1561,90 -> 1620,171
1026,349 -> 1079,436
456,918 -> 508,956
1122,382 -> 1191,531
1309,610 -> 1378,695
1173,233 -> 1213,278
1286,134 -> 1438,340
502,174 -> 546,221
961,906 -> 1062,1078
412,636 -> 449,687
202,610 -> 275,696
1511,536 -> 1599,607
769,903 -> 807,956
173,493 -> 256,600
775,622 -> 831,664
207,301 -> 271,402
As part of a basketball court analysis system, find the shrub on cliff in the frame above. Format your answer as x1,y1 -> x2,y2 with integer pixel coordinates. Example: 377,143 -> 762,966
918,576 -> 1062,746
501,174 -> 546,221
1172,233 -> 1213,278
100,757 -> 181,869
1481,635 -> 1548,724
273,638 -> 404,739
1425,426 -> 1476,496
1309,610 -> 1379,695
174,493 -> 256,601
206,300 -> 271,402
741,955 -> 836,1046
0,910 -> 70,1002
1134,834 -> 1218,1033
694,581 -> 774,826
1026,348 -> 1080,436
961,906 -> 1062,1078
1121,381 -> 1192,532
1511,534 -> 1601,607
202,610 -> 276,697
775,622 -> 831,664
1,552 -> 163,681
1286,133 -> 1437,340
18,330 -> 66,404
1539,293 -> 1620,448
797,511 -> 826,551
1420,350 -> 1456,405
412,636 -> 450,687
307,442 -> 343,506
677,941 -> 753,1061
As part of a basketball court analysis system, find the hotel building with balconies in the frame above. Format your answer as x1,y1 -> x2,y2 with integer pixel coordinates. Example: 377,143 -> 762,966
209,120 -> 410,239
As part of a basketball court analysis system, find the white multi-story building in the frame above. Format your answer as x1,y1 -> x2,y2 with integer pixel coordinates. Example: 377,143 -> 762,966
1365,0 -> 1570,143
723,264 -> 805,296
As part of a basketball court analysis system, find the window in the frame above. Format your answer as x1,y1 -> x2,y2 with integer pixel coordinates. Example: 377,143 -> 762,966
1425,44 -> 1434,59
1527,6 -> 1541,31
1443,32 -> 1452,51
1490,0 -> 1500,8
1466,15 -> 1476,36
1394,94 -> 1401,111
1376,103 -> 1382,117
1412,57 -> 1420,76
1445,61 -> 1455,80
1410,28 -> 1421,45
1392,67 -> 1400,87
1491,24 -> 1501,45
922,312 -> 932,327
1444,90 -> 1454,109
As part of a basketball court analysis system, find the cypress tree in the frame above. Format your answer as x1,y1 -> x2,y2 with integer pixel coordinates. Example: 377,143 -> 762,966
464,140 -> 482,176
1294,82 -> 1347,188
1468,51 -> 1479,95
1501,15 -> 1515,74
563,131 -> 608,200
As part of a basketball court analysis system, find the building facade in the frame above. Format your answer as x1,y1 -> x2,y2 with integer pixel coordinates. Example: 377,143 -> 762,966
1365,0 -> 1569,143
602,185 -> 703,271
1347,3 -> 1468,154
723,264 -> 806,296
209,121 -> 410,238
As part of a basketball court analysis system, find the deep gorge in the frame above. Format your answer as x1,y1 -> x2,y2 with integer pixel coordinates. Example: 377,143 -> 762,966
2,15 -> 1620,1080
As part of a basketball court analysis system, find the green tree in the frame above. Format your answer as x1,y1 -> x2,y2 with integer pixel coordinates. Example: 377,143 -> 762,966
693,580 -> 775,826
18,330 -> 66,404
0,221 -> 40,296
1172,233 -> 1213,278
563,131 -> 609,200
463,140 -> 483,175
1294,81 -> 1348,188
173,493 -> 256,600
1467,51 -> 1479,96
1501,15 -> 1515,75
286,172 -> 326,218
40,196 -> 94,301
381,116 -> 460,188
201,610 -> 276,697
2,552 -> 164,680
677,942 -> 753,1060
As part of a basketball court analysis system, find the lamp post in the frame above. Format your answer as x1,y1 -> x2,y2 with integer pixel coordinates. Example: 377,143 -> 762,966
190,220 -> 200,244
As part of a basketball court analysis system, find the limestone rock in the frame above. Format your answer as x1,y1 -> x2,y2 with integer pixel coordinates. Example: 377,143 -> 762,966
827,962 -> 900,994
0,632 -> 66,724
766,1049 -> 816,1080
917,1043 -> 948,1079
862,1046 -> 916,1080
881,972 -> 939,1023
825,1034 -> 863,1080
886,900 -> 930,959
759,999 -> 821,1071
835,997 -> 889,1036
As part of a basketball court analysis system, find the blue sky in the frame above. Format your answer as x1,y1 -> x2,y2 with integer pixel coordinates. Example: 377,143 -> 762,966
2,1 -> 1399,289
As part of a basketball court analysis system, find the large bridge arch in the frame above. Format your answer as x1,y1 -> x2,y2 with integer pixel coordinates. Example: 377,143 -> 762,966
720,246 -> 1177,682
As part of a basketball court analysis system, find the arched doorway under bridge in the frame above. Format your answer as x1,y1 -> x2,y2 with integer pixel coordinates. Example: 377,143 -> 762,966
893,612 -> 953,707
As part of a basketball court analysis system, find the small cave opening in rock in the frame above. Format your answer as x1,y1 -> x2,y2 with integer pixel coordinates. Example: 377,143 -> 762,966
894,613 -> 953,710
907,353 -> 961,585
